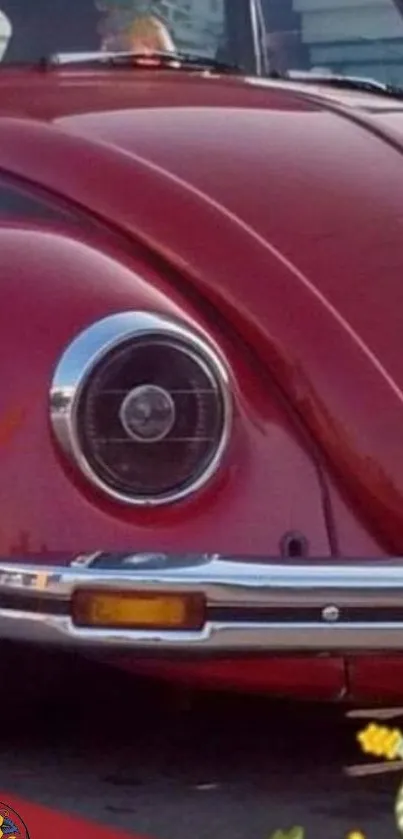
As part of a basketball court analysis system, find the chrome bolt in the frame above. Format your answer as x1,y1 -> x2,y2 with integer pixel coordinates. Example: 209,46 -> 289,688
322,604 -> 340,623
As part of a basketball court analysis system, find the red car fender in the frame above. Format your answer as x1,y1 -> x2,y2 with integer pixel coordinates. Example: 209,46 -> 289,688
0,116 -> 399,550
0,223 -> 331,557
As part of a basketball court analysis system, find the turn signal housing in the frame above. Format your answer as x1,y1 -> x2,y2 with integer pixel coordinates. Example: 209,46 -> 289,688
71,589 -> 206,631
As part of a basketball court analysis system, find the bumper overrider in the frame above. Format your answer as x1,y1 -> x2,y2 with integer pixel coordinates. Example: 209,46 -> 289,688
1,553 -> 403,654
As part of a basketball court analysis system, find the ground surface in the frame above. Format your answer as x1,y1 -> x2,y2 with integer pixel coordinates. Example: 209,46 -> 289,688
0,647 -> 399,838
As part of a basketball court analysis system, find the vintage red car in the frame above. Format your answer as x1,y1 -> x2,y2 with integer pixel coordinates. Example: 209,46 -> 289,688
3,0 -> 403,704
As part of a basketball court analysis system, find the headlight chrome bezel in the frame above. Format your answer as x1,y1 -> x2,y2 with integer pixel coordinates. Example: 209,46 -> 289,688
50,311 -> 232,507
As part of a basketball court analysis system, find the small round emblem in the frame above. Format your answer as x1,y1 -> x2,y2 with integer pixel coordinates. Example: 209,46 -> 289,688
0,802 -> 30,838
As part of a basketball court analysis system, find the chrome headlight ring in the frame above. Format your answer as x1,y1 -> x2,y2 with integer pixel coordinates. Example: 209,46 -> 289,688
50,311 -> 232,507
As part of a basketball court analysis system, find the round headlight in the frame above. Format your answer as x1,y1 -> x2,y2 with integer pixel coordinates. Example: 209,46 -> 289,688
50,312 -> 232,506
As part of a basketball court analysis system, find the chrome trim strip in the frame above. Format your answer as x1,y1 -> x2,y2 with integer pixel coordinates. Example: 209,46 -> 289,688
2,555 -> 403,652
50,311 -> 232,507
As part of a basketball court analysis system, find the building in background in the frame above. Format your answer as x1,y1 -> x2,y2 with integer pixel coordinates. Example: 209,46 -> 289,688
262,0 -> 403,84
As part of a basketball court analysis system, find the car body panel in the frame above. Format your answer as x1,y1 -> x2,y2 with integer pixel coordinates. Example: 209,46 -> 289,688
0,225 -> 332,557
0,74 -> 400,549
1,66 -> 402,698
54,86 -> 403,552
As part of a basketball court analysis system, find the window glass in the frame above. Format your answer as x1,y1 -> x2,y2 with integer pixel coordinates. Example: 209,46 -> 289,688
262,0 -> 403,86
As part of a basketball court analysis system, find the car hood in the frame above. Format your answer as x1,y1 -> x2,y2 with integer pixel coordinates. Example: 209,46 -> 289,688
2,70 -> 403,546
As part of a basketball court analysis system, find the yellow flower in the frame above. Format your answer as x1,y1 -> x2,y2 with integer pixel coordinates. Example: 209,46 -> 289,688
357,723 -> 402,760
346,831 -> 366,839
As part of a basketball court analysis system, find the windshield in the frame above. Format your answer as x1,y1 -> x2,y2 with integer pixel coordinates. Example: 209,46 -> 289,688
0,0 -> 261,74
262,0 -> 403,86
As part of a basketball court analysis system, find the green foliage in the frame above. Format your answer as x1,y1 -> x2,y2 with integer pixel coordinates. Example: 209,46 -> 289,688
268,828 -> 305,839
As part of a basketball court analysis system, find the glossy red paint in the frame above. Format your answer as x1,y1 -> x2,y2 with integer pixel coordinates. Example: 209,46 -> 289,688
0,65 -> 401,699
0,227 -> 330,557
347,657 -> 403,703
0,67 -> 314,119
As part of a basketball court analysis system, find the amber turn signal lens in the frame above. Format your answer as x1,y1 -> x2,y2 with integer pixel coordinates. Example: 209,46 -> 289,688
71,589 -> 206,631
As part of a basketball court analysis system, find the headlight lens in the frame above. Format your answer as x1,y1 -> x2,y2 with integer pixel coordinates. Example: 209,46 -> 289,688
50,312 -> 232,506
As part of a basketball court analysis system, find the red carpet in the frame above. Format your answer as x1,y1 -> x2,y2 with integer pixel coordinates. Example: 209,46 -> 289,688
0,794 -> 147,839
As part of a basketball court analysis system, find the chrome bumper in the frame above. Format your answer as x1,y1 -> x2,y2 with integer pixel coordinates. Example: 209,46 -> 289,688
2,554 -> 403,653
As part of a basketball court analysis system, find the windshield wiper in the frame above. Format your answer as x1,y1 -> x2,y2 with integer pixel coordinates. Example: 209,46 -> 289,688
44,49 -> 242,76
283,69 -> 403,100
